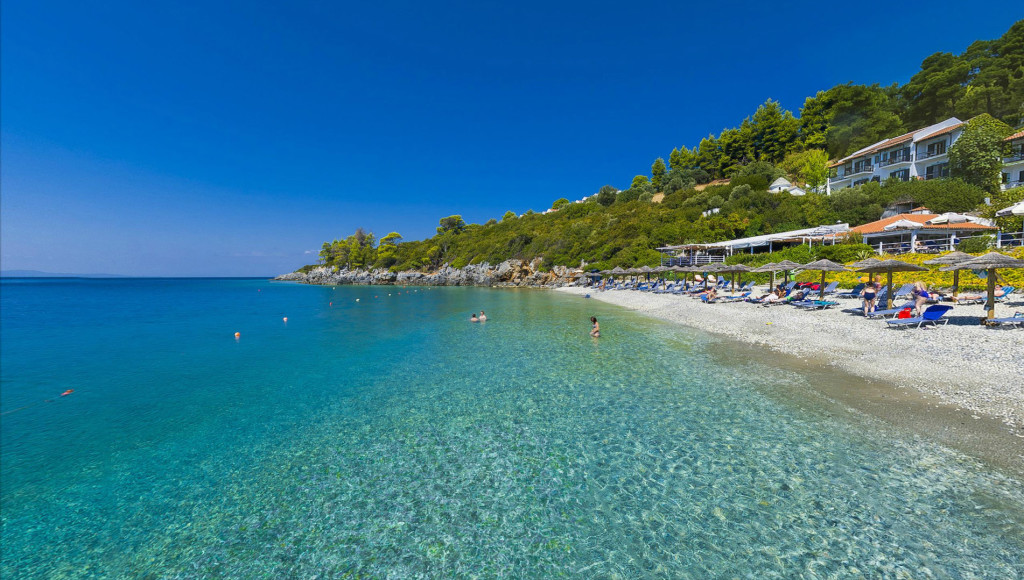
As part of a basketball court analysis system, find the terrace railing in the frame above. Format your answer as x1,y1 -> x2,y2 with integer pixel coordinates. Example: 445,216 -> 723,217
917,149 -> 947,161
877,154 -> 913,167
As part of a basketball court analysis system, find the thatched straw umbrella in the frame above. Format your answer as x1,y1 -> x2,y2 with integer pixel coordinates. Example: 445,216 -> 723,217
701,263 -> 724,290
923,251 -> 974,298
856,259 -> 927,309
775,260 -> 804,284
940,252 -> 1024,319
800,259 -> 848,300
751,262 -> 780,290
849,257 -> 881,284
717,264 -> 753,293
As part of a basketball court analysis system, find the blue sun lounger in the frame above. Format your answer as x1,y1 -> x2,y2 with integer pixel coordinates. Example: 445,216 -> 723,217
986,313 -> 1024,328
836,283 -> 865,298
792,300 -> 840,310
885,305 -> 953,329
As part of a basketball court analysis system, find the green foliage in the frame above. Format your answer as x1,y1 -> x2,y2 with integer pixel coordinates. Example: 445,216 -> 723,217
596,185 -> 617,206
437,215 -> 467,234
630,175 -> 650,189
948,114 -> 1015,194
551,198 -> 571,210
502,211 -> 517,221
803,83 -> 905,159
957,235 -> 993,253
781,149 -> 829,191
650,158 -> 667,191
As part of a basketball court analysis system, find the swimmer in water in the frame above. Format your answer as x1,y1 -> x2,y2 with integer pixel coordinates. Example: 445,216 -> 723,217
470,313 -> 479,322
478,310 -> 487,322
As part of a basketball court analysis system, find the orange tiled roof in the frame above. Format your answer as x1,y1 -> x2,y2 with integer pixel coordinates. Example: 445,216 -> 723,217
916,122 -> 965,142
1006,130 -> 1024,141
851,213 -> 997,235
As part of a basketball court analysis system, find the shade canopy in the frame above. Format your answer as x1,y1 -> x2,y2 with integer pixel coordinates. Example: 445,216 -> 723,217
610,266 -> 627,274
855,260 -> 928,274
940,252 -> 1024,319
883,219 -> 923,231
939,252 -> 1024,271
638,265 -> 654,273
925,212 -> 987,225
775,260 -> 804,270
850,257 -> 881,269
717,264 -> 753,273
923,251 -> 974,266
995,200 -> 1024,217
653,265 -> 670,273
750,262 -> 779,273
800,259 -> 848,272
856,260 -> 927,309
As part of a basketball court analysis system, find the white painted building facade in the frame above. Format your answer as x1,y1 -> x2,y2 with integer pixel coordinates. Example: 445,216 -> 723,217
827,117 -> 964,193
1003,130 -> 1024,192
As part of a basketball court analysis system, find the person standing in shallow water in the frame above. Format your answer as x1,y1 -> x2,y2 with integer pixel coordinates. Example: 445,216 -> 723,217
590,316 -> 600,337
478,310 -> 487,322
470,313 -> 479,322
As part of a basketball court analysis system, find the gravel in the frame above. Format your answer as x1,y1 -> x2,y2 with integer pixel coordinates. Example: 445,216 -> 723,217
556,285 -> 1024,434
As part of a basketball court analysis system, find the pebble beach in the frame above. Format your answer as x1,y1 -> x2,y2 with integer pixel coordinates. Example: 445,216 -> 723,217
557,285 -> 1024,437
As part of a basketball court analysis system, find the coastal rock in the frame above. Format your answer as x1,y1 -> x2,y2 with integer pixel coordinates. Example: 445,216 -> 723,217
275,258 -> 582,288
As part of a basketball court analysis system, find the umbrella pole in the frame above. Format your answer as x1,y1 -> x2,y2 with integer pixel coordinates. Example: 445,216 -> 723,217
770,271 -> 776,291
819,271 -> 825,300
952,270 -> 960,298
886,271 -> 894,309
986,268 -> 996,320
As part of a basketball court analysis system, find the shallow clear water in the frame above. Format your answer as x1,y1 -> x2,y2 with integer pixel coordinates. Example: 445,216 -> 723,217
2,279 -> 1022,578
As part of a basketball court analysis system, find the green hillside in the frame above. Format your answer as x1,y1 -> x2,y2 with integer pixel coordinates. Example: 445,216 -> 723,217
306,21 -> 1024,274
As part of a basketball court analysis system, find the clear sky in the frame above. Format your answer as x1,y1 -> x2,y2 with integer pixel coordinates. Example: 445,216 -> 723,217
3,1 -> 1021,276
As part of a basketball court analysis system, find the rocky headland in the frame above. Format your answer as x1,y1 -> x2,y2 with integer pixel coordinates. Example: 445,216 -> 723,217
275,259 -> 582,287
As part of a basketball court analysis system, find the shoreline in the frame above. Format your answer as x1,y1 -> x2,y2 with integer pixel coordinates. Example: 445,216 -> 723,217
556,285 -> 1024,472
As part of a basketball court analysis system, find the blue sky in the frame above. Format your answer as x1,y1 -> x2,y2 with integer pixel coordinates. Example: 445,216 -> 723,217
3,1 -> 1021,276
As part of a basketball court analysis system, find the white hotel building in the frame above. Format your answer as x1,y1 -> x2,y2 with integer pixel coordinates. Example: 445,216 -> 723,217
827,117 -> 964,193
1003,129 -> 1024,191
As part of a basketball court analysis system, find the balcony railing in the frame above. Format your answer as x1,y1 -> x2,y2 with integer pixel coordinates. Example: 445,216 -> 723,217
1003,153 -> 1024,164
917,149 -> 947,160
1001,179 -> 1023,190
844,164 -> 874,177
877,154 -> 913,167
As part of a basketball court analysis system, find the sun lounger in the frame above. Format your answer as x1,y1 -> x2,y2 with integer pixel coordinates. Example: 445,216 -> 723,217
985,313 -> 1024,328
699,294 -> 719,304
820,281 -> 839,295
719,292 -> 752,303
893,283 -> 915,299
865,302 -> 916,319
792,300 -> 840,310
885,304 -> 953,329
836,283 -> 866,298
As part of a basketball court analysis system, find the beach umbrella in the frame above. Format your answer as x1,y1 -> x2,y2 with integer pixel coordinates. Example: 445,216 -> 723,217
717,264 -> 752,293
850,257 -> 881,284
883,219 -> 923,231
638,265 -> 654,282
940,252 -> 1024,319
923,251 -> 974,297
856,259 -> 927,309
995,200 -> 1024,217
701,263 -> 724,289
671,265 -> 690,284
775,260 -> 804,284
752,262 -> 780,290
800,259 -> 848,300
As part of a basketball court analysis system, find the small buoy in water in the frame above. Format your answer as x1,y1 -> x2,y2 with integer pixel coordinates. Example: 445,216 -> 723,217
61,389 -> 74,397
283,317 -> 288,322
234,332 -> 241,338
356,299 -> 360,302
329,302 -> 333,306
388,293 -> 391,296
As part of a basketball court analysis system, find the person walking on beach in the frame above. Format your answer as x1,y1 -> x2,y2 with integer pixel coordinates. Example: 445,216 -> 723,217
590,316 -> 600,337
861,282 -> 879,316
470,313 -> 479,322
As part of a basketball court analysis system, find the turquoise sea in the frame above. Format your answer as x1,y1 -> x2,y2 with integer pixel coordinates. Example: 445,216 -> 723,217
1,278 -> 1022,578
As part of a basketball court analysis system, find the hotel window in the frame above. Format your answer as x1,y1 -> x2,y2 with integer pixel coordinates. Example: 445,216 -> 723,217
1005,172 -> 1011,184
1019,170 -> 1024,182
926,163 -> 949,180
889,169 -> 909,181
853,178 -> 869,186
926,140 -> 946,156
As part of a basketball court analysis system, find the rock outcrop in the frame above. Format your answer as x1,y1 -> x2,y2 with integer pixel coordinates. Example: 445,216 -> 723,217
275,259 -> 583,288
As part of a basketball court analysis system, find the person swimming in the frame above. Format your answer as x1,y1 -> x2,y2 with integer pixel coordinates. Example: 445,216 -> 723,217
470,313 -> 479,322
478,310 -> 487,322
590,316 -> 600,337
